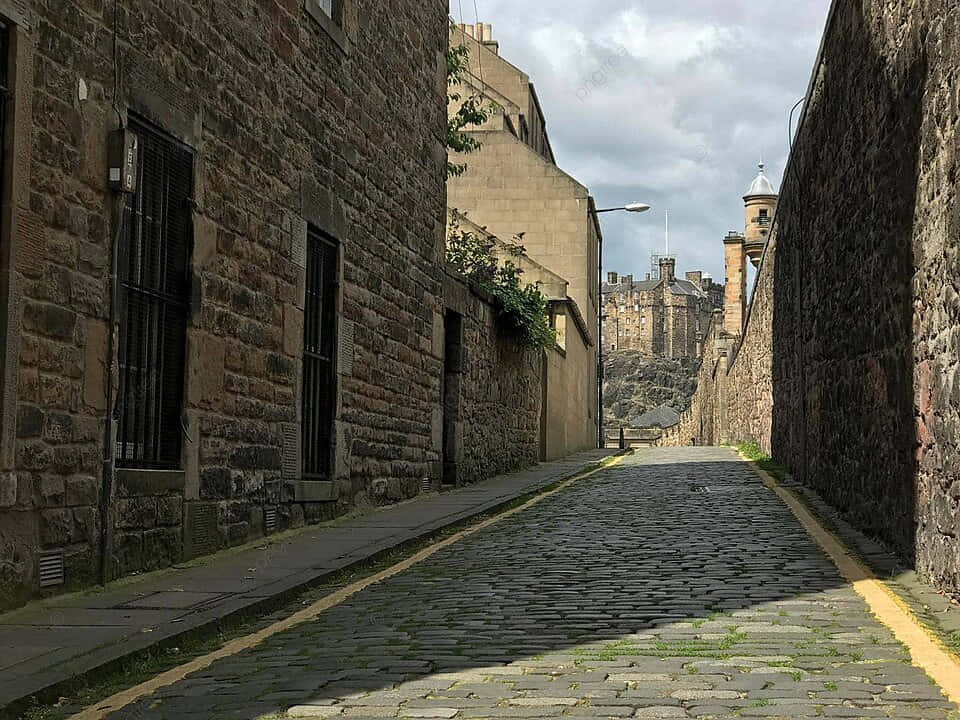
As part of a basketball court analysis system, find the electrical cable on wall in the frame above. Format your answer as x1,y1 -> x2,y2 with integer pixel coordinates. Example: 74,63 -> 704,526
112,0 -> 124,129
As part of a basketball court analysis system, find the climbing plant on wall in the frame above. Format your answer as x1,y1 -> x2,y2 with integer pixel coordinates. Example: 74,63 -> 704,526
446,213 -> 556,350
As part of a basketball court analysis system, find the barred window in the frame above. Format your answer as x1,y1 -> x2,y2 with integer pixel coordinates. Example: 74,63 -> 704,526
116,118 -> 192,468
302,228 -> 338,479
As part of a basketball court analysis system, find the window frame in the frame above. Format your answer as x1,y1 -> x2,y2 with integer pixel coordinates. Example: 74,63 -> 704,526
115,116 -> 193,470
301,227 -> 339,481
305,0 -> 349,53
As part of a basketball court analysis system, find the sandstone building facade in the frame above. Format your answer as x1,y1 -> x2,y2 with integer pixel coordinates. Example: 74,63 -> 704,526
601,258 -> 722,359
446,23 -> 599,458
0,0 -> 549,609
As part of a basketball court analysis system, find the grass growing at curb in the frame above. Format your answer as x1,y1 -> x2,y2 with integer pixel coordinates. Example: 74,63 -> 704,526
736,442 -> 789,480
735,442 -> 960,669
12,456 -> 623,720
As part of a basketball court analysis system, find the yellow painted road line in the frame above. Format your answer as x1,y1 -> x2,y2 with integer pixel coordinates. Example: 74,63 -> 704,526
69,454 -> 628,720
742,455 -> 960,706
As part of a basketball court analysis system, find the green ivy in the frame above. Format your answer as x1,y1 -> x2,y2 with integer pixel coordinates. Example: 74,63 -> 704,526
447,213 -> 556,350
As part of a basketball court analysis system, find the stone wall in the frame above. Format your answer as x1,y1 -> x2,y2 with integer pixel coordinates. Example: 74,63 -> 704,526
660,311 -> 727,448
0,0 -> 449,608
663,0 -> 960,593
441,273 -> 542,486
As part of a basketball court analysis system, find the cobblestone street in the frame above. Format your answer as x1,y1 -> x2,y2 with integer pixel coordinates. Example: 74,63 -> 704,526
105,449 -> 958,720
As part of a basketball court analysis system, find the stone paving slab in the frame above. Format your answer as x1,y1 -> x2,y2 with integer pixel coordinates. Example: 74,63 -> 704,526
97,448 -> 959,720
0,450 -> 617,713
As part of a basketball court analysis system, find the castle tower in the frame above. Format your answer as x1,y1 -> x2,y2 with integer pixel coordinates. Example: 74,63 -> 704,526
743,162 -> 778,267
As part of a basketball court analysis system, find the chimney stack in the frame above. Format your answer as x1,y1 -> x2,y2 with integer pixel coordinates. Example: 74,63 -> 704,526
659,257 -> 676,283
458,22 -> 498,54
723,232 -> 746,335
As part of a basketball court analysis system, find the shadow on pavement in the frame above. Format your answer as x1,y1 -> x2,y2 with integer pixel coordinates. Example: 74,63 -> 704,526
108,449 -> 957,720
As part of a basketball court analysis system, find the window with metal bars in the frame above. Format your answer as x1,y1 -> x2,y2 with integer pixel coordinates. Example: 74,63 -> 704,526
115,118 -> 193,468
301,228 -> 338,479
0,21 -> 10,209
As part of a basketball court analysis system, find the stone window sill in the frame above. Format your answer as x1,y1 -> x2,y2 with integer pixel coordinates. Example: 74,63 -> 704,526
305,0 -> 349,55
116,468 -> 186,497
294,480 -> 337,502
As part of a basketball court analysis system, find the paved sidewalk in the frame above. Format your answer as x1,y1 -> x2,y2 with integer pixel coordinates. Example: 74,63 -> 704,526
0,450 -> 619,713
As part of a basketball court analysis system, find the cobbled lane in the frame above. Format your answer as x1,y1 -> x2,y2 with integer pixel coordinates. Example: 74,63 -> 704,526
108,448 -> 959,720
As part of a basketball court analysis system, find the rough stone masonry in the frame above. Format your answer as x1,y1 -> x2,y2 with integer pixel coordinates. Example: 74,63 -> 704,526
0,0 -> 544,609
664,0 -> 960,595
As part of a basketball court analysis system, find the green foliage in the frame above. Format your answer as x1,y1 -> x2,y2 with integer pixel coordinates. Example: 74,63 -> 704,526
446,213 -> 556,350
446,26 -> 497,177
736,442 -> 789,480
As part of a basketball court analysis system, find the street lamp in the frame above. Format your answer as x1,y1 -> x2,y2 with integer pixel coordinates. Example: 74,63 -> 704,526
590,201 -> 652,449
592,203 -> 651,215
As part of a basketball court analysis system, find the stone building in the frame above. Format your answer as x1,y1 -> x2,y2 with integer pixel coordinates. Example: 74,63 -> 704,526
0,0 -> 551,610
446,23 -> 600,455
600,258 -> 722,359
724,165 -> 780,335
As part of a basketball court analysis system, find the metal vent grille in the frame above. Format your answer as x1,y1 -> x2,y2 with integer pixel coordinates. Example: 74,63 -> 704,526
264,506 -> 278,534
281,422 -> 300,480
186,502 -> 218,559
116,117 -> 193,469
38,551 -> 65,588
338,319 -> 355,377
292,231 -> 307,269
421,478 -> 432,493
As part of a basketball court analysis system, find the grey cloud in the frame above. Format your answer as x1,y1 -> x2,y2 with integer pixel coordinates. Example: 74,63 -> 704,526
450,0 -> 831,281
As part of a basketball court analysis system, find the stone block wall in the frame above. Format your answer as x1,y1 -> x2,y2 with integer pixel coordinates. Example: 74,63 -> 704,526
663,0 -> 960,593
0,0 -> 450,608
442,273 -> 542,486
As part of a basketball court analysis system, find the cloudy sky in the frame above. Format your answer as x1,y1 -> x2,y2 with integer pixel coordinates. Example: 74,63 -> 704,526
449,0 -> 831,282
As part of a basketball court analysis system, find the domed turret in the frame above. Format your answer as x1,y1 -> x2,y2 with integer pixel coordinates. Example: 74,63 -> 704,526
743,162 -> 778,267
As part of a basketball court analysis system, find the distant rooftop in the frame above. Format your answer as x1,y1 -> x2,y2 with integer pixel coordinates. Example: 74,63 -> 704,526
636,406 -> 681,429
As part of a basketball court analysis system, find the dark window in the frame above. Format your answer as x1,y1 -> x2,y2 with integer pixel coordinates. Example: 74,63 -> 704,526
308,0 -> 343,27
302,228 -> 338,479
0,21 -> 10,208
116,118 -> 193,468
759,208 -> 768,217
